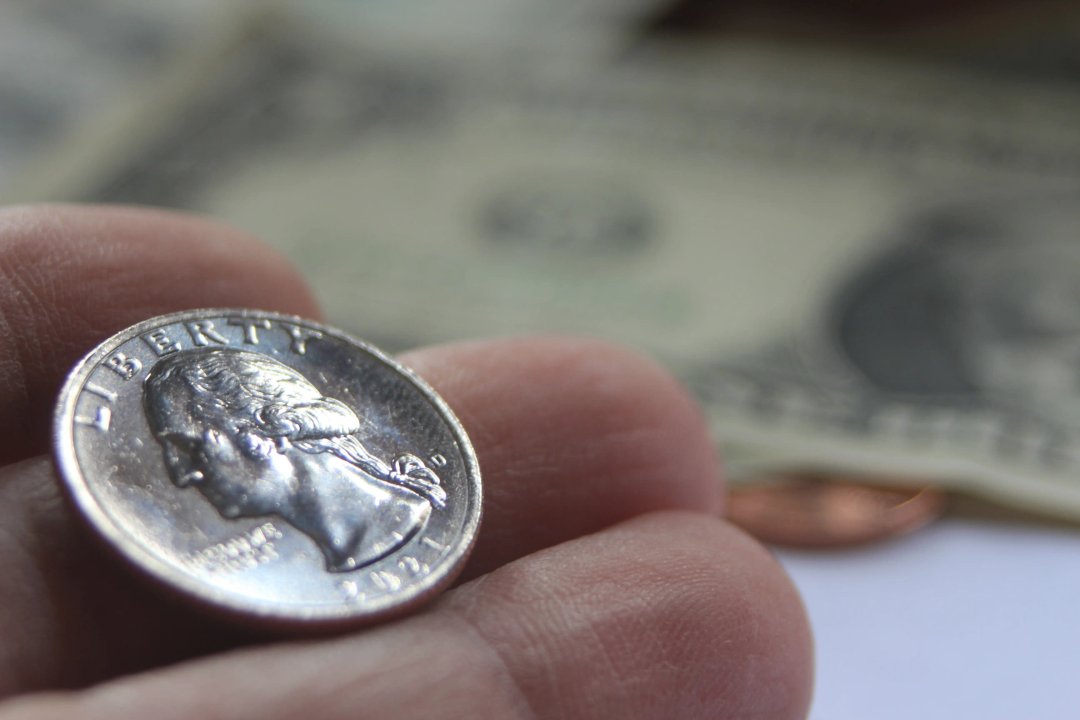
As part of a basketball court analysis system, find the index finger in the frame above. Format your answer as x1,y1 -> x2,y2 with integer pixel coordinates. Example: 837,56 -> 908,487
0,204 -> 320,464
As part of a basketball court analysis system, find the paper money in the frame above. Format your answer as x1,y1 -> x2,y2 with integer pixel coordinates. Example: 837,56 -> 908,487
11,15 -> 1080,518
0,0 -> 244,194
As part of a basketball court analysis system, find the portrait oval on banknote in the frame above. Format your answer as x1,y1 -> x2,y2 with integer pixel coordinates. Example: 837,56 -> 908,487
826,197 -> 1080,425
54,309 -> 482,628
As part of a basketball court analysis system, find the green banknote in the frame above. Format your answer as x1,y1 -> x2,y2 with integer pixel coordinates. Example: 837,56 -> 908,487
0,0 -> 251,193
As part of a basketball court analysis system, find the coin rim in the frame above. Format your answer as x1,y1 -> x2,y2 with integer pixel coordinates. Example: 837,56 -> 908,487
53,308 -> 483,626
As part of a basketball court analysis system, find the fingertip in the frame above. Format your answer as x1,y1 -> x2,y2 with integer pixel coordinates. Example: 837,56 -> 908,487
662,513 -> 815,720
0,203 -> 322,322
402,336 -> 725,575
407,335 -> 724,505
449,510 -> 814,720
0,203 -> 321,462
590,512 -> 815,720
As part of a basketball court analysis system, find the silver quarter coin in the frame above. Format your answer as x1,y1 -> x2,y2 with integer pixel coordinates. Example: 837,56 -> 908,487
54,309 -> 482,628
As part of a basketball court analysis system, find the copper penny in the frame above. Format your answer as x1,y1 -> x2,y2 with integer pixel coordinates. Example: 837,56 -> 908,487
726,473 -> 947,548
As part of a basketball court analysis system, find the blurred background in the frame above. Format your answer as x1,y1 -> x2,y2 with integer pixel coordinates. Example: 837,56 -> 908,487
4,1 -> 1080,717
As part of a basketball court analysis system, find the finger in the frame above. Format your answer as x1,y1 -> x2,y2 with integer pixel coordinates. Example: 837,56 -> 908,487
0,337 -> 722,696
0,513 -> 813,720
0,457 -> 257,698
403,337 -> 723,579
0,204 -> 320,463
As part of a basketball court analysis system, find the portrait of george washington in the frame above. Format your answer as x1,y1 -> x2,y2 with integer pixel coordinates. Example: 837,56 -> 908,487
143,347 -> 445,573
826,196 -> 1080,428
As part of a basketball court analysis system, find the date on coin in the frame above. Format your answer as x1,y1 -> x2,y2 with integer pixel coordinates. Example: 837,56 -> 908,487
53,309 -> 482,629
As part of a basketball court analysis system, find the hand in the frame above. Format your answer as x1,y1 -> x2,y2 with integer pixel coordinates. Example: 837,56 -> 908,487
0,205 -> 811,719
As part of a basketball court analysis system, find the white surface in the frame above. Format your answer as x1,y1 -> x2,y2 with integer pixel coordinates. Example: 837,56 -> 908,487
777,518 -> 1080,720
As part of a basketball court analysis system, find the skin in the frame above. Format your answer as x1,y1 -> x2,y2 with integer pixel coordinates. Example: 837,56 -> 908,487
0,205 -> 813,720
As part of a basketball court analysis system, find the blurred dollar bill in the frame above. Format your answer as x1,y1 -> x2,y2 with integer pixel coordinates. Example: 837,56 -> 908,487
0,0 -> 250,194
11,13 -> 1080,518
